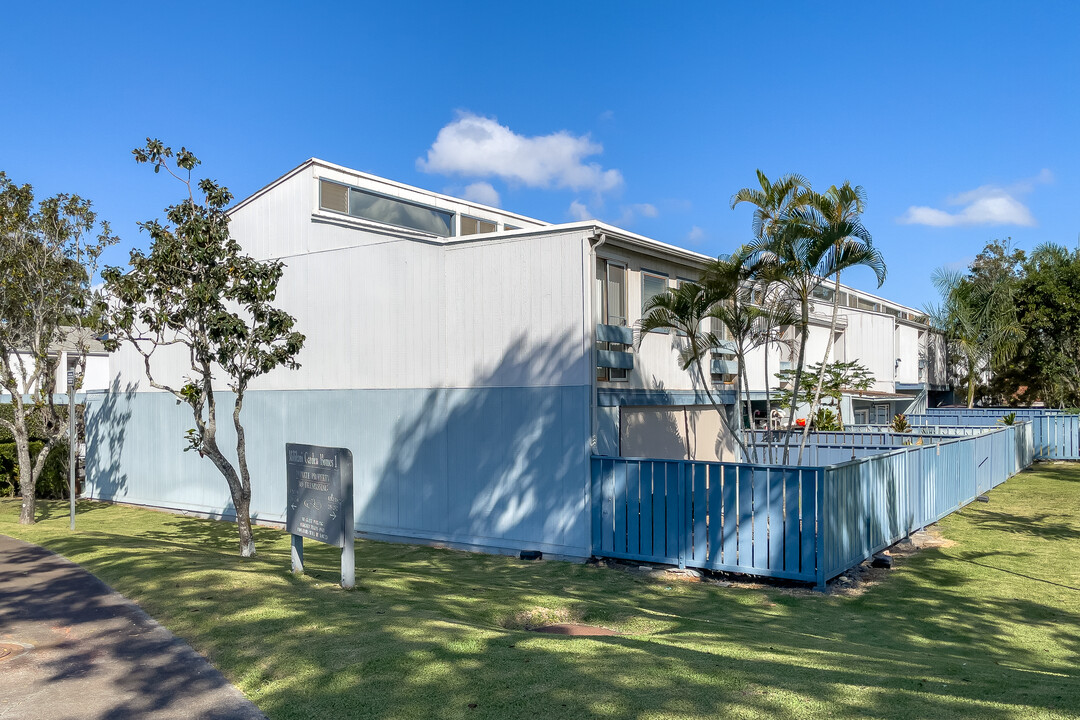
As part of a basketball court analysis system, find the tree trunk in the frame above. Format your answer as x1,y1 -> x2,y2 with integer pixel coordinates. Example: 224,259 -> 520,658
235,488 -> 256,558
763,339 -> 775,464
782,304 -> 811,465
15,425 -> 35,525
232,390 -> 256,558
738,348 -> 757,463
199,430 -> 257,558
798,273 -> 842,464
694,356 -> 748,461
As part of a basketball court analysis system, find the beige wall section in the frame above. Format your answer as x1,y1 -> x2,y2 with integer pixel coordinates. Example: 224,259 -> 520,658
619,405 -> 736,462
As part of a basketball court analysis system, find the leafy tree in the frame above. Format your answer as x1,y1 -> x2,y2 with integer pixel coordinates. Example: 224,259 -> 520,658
638,281 -> 749,460
773,359 -> 874,430
0,172 -> 117,524
999,243 -> 1080,407
101,140 -> 305,557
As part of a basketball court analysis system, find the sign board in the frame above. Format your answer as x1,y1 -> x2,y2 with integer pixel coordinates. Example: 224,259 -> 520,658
285,443 -> 355,588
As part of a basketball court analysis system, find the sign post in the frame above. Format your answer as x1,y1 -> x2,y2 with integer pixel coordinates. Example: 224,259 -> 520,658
67,369 -> 76,531
285,443 -> 355,589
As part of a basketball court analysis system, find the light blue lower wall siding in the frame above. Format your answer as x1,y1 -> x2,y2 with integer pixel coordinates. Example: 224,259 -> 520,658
84,385 -> 593,558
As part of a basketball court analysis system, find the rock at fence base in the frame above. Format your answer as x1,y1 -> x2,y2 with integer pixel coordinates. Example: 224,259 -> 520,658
976,495 -> 990,503
667,568 -> 702,579
837,575 -> 853,585
871,554 -> 893,569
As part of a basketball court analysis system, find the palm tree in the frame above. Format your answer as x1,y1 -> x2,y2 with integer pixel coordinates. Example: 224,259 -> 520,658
731,171 -> 813,464
703,249 -> 798,463
745,214 -> 885,463
730,170 -> 812,239
702,251 -> 759,461
796,184 -> 885,458
638,281 -> 749,461
926,267 -> 1019,407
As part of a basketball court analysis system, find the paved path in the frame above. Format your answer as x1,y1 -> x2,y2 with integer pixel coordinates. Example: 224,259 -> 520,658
0,534 -> 266,720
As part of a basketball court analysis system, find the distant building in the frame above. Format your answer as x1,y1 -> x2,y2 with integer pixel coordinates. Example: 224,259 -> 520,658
89,160 -> 948,559
3,326 -> 110,396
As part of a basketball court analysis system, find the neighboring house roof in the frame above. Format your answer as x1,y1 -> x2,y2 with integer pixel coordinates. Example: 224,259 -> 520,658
26,327 -> 107,355
845,389 -> 912,400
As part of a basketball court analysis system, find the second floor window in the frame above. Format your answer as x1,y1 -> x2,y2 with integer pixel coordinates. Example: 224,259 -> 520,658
642,272 -> 668,332
596,259 -> 627,326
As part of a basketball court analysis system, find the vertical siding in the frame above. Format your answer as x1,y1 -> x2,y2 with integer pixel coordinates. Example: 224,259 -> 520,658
85,386 -> 593,556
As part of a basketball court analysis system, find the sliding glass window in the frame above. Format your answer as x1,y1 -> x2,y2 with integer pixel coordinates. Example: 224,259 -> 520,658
319,179 -> 454,237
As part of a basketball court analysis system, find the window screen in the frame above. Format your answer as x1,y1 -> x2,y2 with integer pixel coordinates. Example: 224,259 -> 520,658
606,263 -> 626,326
319,180 -> 349,213
642,273 -> 668,317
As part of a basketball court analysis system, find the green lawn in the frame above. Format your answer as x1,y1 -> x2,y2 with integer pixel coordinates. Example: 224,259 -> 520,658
3,464 -> 1079,720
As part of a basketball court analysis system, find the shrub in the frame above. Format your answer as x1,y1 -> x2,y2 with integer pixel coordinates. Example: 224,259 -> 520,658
812,408 -> 840,431
0,441 -> 70,499
892,413 -> 912,433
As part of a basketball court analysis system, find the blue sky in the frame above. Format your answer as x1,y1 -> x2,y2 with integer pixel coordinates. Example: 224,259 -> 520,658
2,1 -> 1077,309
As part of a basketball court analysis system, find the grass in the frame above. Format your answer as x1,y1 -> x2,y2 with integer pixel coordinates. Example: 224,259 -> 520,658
3,464 -> 1080,720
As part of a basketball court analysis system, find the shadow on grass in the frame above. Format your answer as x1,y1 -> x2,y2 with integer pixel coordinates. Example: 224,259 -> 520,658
14,500 -> 1078,720
967,509 -> 1080,542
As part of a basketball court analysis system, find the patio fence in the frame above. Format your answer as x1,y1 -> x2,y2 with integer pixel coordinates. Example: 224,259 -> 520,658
911,408 -> 1079,460
591,422 -> 1033,588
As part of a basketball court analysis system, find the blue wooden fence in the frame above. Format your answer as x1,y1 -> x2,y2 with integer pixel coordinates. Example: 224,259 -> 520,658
592,423 -> 1034,588
591,458 -> 821,582
909,409 -> 1079,459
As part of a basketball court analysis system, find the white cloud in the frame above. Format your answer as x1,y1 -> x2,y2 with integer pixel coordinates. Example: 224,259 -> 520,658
418,112 -> 624,194
462,181 -> 500,207
613,203 -> 658,226
686,226 -> 706,244
569,200 -> 592,221
567,200 -> 658,226
898,169 -> 1051,228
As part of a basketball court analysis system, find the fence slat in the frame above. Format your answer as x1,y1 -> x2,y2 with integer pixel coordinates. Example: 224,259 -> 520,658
626,461 -> 640,556
783,470 -> 800,573
722,466 -> 738,566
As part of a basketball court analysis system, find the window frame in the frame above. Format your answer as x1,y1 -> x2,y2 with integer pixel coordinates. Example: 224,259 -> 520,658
318,178 -> 455,237
596,258 -> 628,327
460,214 -> 498,236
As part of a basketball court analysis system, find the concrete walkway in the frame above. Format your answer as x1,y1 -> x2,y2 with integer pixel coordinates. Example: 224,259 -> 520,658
0,534 -> 266,720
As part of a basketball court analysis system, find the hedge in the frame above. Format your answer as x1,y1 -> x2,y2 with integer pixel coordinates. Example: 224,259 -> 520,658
0,441 -> 70,499
0,402 -> 84,442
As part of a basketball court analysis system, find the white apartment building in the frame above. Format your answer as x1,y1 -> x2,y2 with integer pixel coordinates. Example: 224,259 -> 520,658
87,159 -> 947,559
